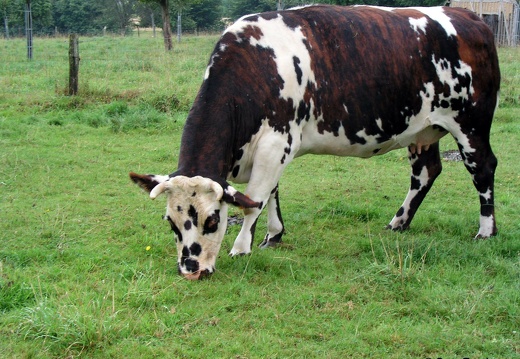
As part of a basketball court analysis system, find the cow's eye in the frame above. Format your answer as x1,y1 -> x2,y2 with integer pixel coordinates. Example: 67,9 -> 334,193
203,210 -> 220,235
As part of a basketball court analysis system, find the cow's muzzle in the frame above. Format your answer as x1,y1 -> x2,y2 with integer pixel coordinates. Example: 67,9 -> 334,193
178,266 -> 213,280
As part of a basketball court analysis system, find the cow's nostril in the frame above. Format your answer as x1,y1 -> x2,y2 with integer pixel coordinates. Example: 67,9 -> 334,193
184,258 -> 199,273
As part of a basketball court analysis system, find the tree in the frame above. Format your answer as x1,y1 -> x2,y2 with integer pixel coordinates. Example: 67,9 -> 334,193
53,0 -> 104,34
139,0 -> 173,50
102,0 -> 137,35
0,0 -> 12,38
186,0 -> 222,32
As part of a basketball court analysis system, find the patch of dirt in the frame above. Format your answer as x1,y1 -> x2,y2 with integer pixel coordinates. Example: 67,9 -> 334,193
442,150 -> 462,162
227,214 -> 244,226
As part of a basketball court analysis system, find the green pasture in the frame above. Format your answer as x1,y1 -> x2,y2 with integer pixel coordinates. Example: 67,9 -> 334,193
0,33 -> 519,358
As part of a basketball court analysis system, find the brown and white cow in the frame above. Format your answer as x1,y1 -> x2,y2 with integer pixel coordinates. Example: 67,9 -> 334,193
130,5 -> 500,280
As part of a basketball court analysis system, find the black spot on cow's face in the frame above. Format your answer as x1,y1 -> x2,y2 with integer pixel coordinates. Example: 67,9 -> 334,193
232,165 -> 240,178
188,205 -> 198,227
167,215 -> 183,243
203,210 -> 221,235
189,242 -> 202,256
181,246 -> 190,265
184,258 -> 200,273
235,148 -> 244,161
184,220 -> 192,230
180,245 -> 200,273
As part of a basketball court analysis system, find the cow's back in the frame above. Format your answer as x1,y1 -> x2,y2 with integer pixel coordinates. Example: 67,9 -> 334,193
185,5 -> 499,175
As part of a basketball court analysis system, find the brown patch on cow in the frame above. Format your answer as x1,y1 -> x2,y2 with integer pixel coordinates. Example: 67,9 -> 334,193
241,25 -> 263,41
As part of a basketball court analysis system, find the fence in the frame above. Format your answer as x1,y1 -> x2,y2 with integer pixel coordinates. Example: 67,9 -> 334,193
451,0 -> 520,46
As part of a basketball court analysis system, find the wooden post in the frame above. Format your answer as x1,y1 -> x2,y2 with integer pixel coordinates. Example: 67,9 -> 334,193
68,34 -> 79,96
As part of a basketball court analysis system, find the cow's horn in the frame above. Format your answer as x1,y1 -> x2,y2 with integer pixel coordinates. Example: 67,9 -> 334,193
150,181 -> 171,199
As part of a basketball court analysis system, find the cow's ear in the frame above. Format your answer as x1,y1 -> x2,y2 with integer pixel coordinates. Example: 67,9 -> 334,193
223,185 -> 262,209
129,172 -> 169,193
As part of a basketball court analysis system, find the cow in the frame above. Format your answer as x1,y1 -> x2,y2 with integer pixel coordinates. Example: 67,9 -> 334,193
130,5 -> 500,280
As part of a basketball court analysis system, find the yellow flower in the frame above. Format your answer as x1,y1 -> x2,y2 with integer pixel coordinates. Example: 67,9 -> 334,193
146,246 -> 151,251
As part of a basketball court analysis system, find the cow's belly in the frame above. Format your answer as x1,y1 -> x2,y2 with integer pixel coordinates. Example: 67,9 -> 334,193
229,116 -> 449,183
297,120 -> 448,158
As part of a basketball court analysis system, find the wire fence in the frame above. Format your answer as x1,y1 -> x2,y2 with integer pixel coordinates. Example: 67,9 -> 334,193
0,32 -> 221,109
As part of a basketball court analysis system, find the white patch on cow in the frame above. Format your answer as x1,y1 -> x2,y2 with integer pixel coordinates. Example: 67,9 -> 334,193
230,118 -> 302,183
375,118 -> 383,131
288,5 -> 314,11
151,174 -> 170,184
356,6 -> 456,38
409,16 -> 428,34
356,128 -> 381,145
227,14 -> 316,103
414,166 -> 430,189
298,116 -> 402,158
477,214 -> 495,238
412,7 -> 457,37
455,61 -> 475,96
480,188 -> 492,201
343,104 -> 349,114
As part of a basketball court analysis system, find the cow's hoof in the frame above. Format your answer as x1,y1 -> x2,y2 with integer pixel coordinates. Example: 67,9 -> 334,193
259,239 -> 281,249
385,224 -> 408,232
474,231 -> 497,240
229,248 -> 250,257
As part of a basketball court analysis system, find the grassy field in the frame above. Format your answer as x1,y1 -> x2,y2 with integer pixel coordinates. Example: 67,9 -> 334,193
1,32 -> 519,358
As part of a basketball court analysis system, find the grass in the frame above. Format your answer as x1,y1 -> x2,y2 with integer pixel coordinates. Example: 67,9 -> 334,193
1,31 -> 519,358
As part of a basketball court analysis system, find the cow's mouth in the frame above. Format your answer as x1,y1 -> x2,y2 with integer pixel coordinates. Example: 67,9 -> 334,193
178,265 -> 213,280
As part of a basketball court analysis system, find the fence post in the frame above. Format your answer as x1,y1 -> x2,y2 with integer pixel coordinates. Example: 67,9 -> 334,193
68,34 -> 80,96
25,0 -> 33,59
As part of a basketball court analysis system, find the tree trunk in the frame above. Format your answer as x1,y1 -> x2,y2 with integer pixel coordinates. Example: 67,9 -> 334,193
159,0 -> 172,51
4,15 -> 9,39
151,12 -> 156,38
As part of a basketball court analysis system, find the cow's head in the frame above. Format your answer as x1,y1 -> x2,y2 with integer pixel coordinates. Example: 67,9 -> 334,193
129,172 -> 260,280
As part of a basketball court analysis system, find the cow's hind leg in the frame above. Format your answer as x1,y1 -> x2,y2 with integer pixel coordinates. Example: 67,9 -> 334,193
387,142 -> 442,231
259,185 -> 284,249
455,133 -> 498,238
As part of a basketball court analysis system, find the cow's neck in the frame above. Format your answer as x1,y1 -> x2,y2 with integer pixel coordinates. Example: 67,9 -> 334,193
175,107 -> 234,181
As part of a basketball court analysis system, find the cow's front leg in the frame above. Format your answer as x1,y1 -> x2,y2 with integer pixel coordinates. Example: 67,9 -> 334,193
230,185 -> 284,255
230,130 -> 299,255
387,142 -> 442,231
229,206 -> 263,256
229,185 -> 283,256
259,185 -> 284,249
